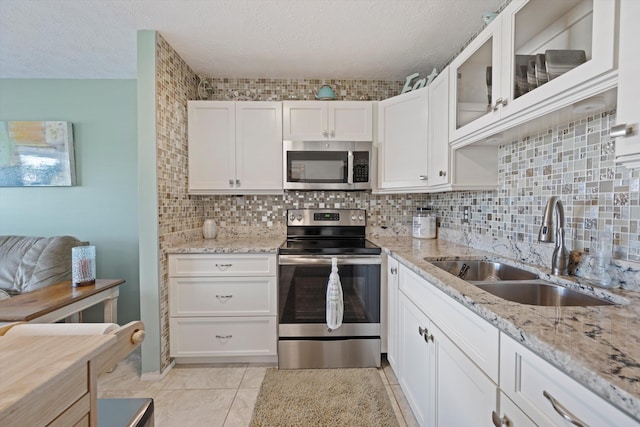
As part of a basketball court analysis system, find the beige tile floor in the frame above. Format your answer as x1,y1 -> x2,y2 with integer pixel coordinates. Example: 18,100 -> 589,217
98,351 -> 419,427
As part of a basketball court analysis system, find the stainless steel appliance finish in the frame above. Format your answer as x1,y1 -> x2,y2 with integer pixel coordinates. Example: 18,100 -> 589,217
278,208 -> 381,369
283,140 -> 372,190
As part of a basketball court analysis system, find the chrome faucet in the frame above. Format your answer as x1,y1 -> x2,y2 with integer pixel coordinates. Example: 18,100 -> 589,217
538,196 -> 570,275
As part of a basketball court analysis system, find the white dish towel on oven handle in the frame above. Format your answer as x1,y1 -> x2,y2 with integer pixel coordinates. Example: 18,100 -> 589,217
326,257 -> 344,330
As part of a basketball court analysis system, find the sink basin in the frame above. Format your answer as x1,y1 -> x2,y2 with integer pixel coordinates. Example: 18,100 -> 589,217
428,259 -> 616,306
474,281 -> 615,306
428,260 -> 538,281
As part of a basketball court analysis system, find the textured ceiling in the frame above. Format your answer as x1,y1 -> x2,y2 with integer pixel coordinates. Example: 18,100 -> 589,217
0,0 -> 504,80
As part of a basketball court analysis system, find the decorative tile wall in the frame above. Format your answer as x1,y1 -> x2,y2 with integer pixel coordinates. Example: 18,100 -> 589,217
428,110 -> 640,263
155,33 -> 199,371
198,77 -> 404,101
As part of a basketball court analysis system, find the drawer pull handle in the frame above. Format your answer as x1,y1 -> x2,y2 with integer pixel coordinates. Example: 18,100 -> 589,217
543,390 -> 588,427
216,294 -> 233,302
491,411 -> 512,427
215,335 -> 232,340
215,263 -> 233,270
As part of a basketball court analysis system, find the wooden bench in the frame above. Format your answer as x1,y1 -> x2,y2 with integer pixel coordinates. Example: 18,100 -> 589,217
0,279 -> 123,324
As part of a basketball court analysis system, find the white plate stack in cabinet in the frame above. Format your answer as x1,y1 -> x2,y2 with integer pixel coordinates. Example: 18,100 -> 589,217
168,253 -> 277,363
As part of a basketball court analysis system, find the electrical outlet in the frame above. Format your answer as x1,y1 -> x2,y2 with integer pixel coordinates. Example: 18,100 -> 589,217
462,206 -> 470,224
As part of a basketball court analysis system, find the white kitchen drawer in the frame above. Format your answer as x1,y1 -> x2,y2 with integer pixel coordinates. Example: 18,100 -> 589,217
170,316 -> 277,357
168,254 -> 276,277
500,333 -> 639,427
398,263 -> 499,382
169,276 -> 276,317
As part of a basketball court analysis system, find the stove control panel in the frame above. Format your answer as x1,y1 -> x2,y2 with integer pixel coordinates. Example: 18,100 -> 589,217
287,209 -> 366,227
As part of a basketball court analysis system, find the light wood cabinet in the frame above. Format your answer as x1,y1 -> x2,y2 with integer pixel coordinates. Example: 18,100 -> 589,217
187,101 -> 283,194
500,332 -> 639,426
0,335 -> 114,427
283,101 -> 373,141
613,0 -> 640,169
377,88 -> 429,191
450,0 -> 618,147
168,253 -> 277,361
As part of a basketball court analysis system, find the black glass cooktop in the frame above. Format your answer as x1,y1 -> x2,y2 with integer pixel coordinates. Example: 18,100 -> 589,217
279,238 -> 381,255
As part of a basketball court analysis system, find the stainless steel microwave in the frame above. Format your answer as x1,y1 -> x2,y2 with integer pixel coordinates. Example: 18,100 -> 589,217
283,140 -> 372,191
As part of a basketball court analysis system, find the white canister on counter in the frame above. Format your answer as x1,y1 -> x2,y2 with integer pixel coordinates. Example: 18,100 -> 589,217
412,208 -> 436,239
202,219 -> 217,239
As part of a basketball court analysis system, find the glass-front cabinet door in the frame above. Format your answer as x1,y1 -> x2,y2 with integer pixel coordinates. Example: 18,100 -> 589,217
450,0 -> 617,145
449,15 -> 504,141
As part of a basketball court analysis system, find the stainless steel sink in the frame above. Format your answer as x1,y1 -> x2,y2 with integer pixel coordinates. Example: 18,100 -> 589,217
428,259 -> 616,306
428,260 -> 538,281
473,281 -> 615,306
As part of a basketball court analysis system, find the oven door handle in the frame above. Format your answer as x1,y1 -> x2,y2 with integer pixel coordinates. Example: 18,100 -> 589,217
278,255 -> 381,265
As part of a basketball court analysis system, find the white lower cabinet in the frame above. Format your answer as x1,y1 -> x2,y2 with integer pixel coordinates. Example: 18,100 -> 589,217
386,255 -> 400,370
391,257 -> 639,427
500,333 -> 639,427
495,392 -> 536,427
396,262 -> 498,426
168,253 -> 277,361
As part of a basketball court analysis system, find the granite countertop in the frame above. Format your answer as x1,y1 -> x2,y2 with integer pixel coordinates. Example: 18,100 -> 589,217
165,233 -> 640,419
165,235 -> 284,254
371,236 -> 640,421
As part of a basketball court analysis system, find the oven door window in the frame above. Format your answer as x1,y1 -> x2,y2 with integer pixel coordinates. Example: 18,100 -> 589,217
287,151 -> 348,183
279,264 -> 380,324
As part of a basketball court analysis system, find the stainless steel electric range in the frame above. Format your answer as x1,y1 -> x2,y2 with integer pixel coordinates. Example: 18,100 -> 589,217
277,208 -> 382,369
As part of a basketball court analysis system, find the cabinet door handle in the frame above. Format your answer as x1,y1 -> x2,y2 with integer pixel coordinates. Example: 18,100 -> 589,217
491,411 -> 512,427
492,98 -> 508,112
322,130 -> 328,137
329,130 -> 335,138
419,175 -> 427,181
228,179 -> 234,186
215,263 -> 233,270
216,294 -> 233,302
418,326 -> 434,343
236,179 -> 240,186
439,170 -> 447,177
610,123 -> 635,138
543,391 -> 587,427
424,330 -> 434,343
390,267 -> 397,274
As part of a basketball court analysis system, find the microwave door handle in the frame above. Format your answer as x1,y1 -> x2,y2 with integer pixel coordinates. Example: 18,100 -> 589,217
347,151 -> 354,184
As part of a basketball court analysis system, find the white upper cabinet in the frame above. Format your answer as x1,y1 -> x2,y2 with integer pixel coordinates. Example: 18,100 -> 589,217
188,101 -> 235,192
450,0 -> 618,147
427,67 -> 451,189
377,88 -> 429,191
613,0 -> 640,169
187,101 -> 282,194
283,101 -> 373,141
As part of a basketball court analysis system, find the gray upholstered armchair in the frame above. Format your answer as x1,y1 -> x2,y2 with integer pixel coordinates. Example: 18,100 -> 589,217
0,235 -> 86,300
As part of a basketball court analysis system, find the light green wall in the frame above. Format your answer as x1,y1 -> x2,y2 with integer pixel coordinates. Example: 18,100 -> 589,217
137,30 -> 162,376
0,79 -> 140,324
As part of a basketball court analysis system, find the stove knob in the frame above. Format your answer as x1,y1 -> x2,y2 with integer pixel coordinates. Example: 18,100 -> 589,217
296,214 -> 303,222
358,215 -> 364,221
289,214 -> 295,222
351,215 -> 357,221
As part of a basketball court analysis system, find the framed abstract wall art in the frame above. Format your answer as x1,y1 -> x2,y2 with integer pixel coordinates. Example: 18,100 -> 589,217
0,121 -> 76,186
